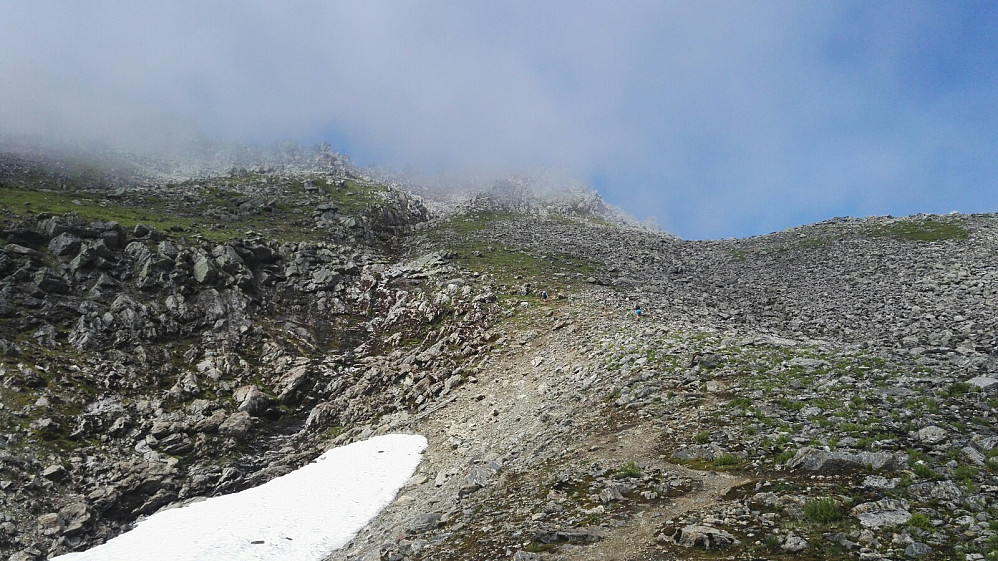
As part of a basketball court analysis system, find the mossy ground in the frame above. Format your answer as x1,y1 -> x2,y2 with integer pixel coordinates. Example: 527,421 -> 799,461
864,216 -> 970,241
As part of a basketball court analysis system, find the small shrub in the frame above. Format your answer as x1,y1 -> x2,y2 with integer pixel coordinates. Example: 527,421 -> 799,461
804,498 -> 843,523
615,461 -> 641,479
695,431 -> 710,445
944,382 -> 973,397
777,397 -> 805,411
728,397 -> 752,409
323,425 -> 344,439
775,449 -> 796,464
814,417 -> 834,428
955,464 -> 978,488
762,534 -> 782,552
909,512 -> 931,529
912,462 -> 935,479
713,454 -> 741,467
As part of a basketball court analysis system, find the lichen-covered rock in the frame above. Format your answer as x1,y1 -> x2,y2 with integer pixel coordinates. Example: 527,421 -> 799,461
851,498 -> 912,528
669,525 -> 740,548
787,447 -> 900,472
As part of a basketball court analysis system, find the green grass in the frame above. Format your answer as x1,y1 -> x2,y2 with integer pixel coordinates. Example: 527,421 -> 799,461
954,464 -> 978,486
322,425 -> 344,439
728,397 -> 753,410
912,462 -> 935,479
437,211 -> 516,235
0,169 -> 413,245
712,454 -> 743,468
319,178 -> 384,213
0,187 -> 195,233
908,512 -> 931,529
865,217 -> 969,242
614,460 -> 642,479
777,397 -> 805,411
803,498 -> 843,523
445,239 -> 596,289
943,381 -> 974,398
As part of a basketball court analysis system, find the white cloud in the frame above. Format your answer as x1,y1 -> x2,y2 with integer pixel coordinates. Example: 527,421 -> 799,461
3,1 -> 997,238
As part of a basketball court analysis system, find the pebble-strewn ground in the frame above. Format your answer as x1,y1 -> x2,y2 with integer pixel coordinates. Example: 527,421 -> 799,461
2,146 -> 996,561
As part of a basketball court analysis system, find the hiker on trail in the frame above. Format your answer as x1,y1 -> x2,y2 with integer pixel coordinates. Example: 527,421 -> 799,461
540,290 -> 548,301
635,305 -> 642,318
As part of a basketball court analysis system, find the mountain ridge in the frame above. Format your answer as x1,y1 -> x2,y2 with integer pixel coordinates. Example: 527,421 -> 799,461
1,147 -> 996,561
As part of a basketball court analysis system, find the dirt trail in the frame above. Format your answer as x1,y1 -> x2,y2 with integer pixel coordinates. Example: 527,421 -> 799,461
329,296 -> 751,561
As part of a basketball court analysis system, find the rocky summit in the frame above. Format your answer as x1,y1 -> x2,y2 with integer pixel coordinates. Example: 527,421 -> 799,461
1,143 -> 997,561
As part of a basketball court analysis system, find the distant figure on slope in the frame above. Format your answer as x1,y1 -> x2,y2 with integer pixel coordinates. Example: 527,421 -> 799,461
540,290 -> 548,301
635,305 -> 642,319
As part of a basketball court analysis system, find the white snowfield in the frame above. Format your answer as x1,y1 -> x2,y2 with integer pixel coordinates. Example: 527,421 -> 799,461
52,433 -> 427,561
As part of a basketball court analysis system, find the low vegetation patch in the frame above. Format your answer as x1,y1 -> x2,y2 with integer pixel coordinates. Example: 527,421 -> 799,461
865,217 -> 969,241
614,460 -> 642,479
803,497 -> 843,523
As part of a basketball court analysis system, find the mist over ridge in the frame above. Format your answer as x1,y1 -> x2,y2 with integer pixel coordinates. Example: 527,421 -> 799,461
3,2 -> 997,238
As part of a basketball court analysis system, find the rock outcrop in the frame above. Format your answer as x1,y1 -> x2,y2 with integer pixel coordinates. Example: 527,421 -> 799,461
1,146 -> 997,561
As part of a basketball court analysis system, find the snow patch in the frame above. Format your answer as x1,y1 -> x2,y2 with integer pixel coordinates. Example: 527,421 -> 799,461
53,433 -> 427,561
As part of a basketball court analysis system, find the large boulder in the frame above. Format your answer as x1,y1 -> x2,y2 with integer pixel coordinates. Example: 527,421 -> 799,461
48,232 -> 82,258
233,386 -> 272,416
851,498 -> 911,528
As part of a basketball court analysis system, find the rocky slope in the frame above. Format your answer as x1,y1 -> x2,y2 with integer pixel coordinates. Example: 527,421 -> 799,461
1,146 -> 997,561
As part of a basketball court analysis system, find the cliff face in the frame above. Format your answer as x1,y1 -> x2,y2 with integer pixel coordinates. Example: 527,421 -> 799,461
1,149 -> 997,561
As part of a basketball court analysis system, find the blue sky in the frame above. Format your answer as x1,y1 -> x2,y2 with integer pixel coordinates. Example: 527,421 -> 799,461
2,1 -> 996,239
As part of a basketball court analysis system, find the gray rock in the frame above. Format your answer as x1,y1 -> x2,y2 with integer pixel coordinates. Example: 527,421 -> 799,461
534,524 -> 605,544
233,386 -> 271,417
36,512 -> 61,536
907,480 -> 963,502
904,542 -> 932,557
672,443 -> 729,462
781,533 -> 809,552
193,253 -> 218,284
8,549 -> 43,561
154,433 -> 194,455
58,502 -> 91,535
47,233 -> 81,258
305,402 -> 338,431
275,365 -> 311,404
670,524 -> 740,548
32,268 -> 70,294
967,376 -> 998,390
460,465 -> 498,496
787,447 -> 900,472
157,240 -> 181,260
4,243 -> 45,260
218,411 -> 253,437
40,464 -> 67,481
916,425 -> 947,445
851,498 -> 911,528
408,512 -> 442,533
962,446 -> 987,466
862,475 -> 897,489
